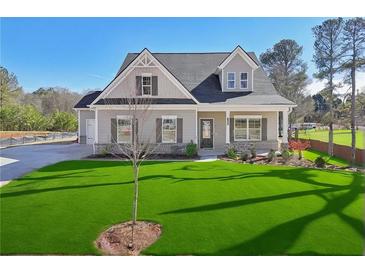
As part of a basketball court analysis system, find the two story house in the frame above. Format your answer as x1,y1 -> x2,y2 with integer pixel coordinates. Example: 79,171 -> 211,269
74,46 -> 296,155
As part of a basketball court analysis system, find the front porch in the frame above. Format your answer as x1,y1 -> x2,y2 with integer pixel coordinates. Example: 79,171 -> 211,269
196,109 -> 288,155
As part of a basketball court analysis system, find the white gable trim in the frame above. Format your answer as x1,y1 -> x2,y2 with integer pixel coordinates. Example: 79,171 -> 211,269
89,48 -> 199,106
218,46 -> 259,70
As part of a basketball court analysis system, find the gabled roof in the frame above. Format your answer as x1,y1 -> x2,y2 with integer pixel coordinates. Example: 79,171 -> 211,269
114,50 -> 294,105
217,45 -> 259,70
74,90 -> 102,108
76,47 -> 296,108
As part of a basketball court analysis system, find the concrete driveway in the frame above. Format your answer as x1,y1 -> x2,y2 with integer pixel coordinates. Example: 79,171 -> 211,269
0,143 -> 93,186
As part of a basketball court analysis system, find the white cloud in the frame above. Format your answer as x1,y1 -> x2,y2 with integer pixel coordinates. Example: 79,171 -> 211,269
305,71 -> 365,97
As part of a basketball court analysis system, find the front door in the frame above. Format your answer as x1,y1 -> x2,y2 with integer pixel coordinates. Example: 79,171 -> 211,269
200,119 -> 213,149
86,119 -> 95,144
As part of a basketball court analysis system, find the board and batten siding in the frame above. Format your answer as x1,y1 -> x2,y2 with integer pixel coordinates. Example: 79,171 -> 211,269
106,67 -> 189,99
97,109 -> 196,144
220,54 -> 253,92
79,110 -> 95,144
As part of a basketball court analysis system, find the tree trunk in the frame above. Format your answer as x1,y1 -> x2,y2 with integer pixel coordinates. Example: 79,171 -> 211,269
328,122 -> 334,156
132,163 -> 139,224
350,64 -> 356,165
328,60 -> 334,157
130,162 -> 139,245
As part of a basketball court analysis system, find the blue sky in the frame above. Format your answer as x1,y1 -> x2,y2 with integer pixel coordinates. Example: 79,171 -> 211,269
1,17 -> 328,93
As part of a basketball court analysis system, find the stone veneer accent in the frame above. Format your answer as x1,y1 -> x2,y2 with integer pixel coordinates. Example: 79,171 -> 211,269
225,140 -> 279,153
94,143 -> 188,155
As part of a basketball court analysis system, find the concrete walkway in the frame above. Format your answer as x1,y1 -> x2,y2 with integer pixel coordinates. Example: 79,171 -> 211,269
0,143 -> 93,186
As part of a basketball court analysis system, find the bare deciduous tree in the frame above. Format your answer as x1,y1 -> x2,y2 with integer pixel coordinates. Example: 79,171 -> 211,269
341,17 -> 365,165
106,93 -> 160,248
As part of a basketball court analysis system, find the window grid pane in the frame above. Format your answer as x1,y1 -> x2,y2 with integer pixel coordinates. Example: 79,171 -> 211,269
240,73 -> 248,80
228,73 -> 235,80
248,119 -> 261,140
142,76 -> 152,95
142,76 -> 151,85
143,86 -> 151,95
240,80 -> 248,89
227,73 -> 235,89
234,118 -> 247,140
162,118 -> 177,143
117,119 -> 132,143
240,73 -> 248,89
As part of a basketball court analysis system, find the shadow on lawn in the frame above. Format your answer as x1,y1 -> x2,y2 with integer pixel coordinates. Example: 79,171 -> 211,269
39,160 -> 179,172
1,160 -> 363,255
208,174 -> 364,255
162,169 -> 364,255
0,180 -> 133,198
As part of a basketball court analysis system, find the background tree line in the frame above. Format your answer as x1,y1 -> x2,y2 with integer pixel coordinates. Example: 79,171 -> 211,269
0,66 -> 82,132
259,17 -> 365,164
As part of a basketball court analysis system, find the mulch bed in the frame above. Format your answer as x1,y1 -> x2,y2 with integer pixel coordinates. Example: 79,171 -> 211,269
219,155 -> 364,173
95,221 -> 162,256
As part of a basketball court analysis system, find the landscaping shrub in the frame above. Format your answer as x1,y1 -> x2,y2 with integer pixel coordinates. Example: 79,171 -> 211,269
267,149 -> 276,162
100,144 -> 112,156
185,141 -> 197,158
227,147 -> 237,159
289,139 -> 311,160
240,151 -> 250,162
314,156 -> 326,168
250,145 -> 257,159
281,148 -> 291,163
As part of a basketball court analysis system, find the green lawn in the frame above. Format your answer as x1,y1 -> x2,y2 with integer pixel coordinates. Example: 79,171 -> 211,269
302,149 -> 350,167
299,129 -> 364,149
1,160 -> 364,255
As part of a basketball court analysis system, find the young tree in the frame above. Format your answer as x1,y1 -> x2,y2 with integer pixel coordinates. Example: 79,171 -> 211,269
341,17 -> 365,165
312,18 -> 345,156
260,39 -> 309,124
106,94 -> 160,248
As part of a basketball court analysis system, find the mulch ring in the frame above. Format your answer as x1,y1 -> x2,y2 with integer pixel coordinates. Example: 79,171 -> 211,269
95,221 -> 162,256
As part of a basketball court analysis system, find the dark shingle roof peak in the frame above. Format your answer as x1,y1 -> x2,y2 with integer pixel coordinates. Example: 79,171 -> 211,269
74,90 -> 102,108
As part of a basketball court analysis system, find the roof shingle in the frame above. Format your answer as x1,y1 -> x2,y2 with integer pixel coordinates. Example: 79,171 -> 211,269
74,90 -> 102,108
76,50 -> 295,108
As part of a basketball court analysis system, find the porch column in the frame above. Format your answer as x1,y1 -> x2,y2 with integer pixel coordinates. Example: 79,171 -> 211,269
282,109 -> 288,143
91,109 -> 98,155
226,110 -> 230,143
77,110 -> 81,144
95,109 -> 98,144
194,109 -> 198,144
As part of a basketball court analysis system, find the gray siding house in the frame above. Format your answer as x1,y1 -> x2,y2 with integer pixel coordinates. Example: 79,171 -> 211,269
74,46 -> 295,155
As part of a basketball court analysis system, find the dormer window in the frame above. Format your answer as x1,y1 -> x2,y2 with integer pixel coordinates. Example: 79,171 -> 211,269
142,74 -> 152,95
227,72 -> 236,89
240,72 -> 248,89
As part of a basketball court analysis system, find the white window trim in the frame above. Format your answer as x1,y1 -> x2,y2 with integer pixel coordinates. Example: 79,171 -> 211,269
227,72 -> 236,89
161,115 -> 177,144
240,72 -> 248,90
234,115 -> 262,141
141,73 -> 152,96
116,115 -> 133,144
